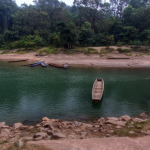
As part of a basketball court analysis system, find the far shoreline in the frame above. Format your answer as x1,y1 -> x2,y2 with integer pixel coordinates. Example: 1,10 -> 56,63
0,51 -> 150,68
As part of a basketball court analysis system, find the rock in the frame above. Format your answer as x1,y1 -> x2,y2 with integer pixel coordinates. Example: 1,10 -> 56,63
40,127 -> 48,132
106,134 -> 110,137
146,130 -> 150,135
68,135 -> 77,139
36,124 -> 41,127
46,136 -> 52,140
141,130 -> 150,135
116,121 -> 126,127
106,120 -> 126,127
0,128 -> 11,137
20,125 -> 29,130
82,123 -> 93,128
119,115 -> 131,122
18,139 -> 24,148
43,122 -> 55,130
34,132 -> 48,139
48,119 -> 59,122
139,112 -> 148,119
106,120 -> 117,125
93,130 -> 98,133
52,132 -> 66,139
80,132 -> 88,139
0,122 -> 6,128
34,136 -> 43,141
129,131 -> 135,135
133,118 -> 144,123
99,123 -> 104,127
98,117 -> 105,123
1,126 -> 10,129
74,121 -> 82,127
107,130 -> 114,134
13,123 -> 23,129
106,117 -> 118,121
23,137 -> 33,141
74,129 -> 81,133
42,117 -> 49,122
9,134 -> 15,138
116,126 -> 122,129
29,126 -> 34,130
94,125 -> 100,128
47,130 -> 54,136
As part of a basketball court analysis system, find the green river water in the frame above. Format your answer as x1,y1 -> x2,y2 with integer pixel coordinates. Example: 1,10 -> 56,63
0,61 -> 150,125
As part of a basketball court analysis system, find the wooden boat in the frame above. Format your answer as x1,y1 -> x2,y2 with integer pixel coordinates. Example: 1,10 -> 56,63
41,62 -> 47,67
49,63 -> 68,69
92,78 -> 104,102
8,59 -> 28,62
30,61 -> 43,67
107,57 -> 130,59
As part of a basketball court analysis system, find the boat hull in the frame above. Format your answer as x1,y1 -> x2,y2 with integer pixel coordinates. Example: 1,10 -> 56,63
92,78 -> 104,102
49,63 -> 68,69
30,61 -> 43,67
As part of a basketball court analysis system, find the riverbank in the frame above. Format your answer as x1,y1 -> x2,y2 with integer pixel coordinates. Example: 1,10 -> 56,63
0,114 -> 149,149
0,50 -> 150,68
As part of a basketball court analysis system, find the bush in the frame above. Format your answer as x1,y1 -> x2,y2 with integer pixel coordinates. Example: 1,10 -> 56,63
116,41 -> 124,47
129,41 -> 142,45
10,35 -> 45,49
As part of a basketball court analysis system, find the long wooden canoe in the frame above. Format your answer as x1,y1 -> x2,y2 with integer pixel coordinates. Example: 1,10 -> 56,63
107,57 -> 130,59
49,63 -> 68,69
8,59 -> 28,62
92,78 -> 104,101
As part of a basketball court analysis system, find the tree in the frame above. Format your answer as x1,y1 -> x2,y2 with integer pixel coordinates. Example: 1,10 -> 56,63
0,0 -> 17,31
79,22 -> 95,46
110,0 -> 130,17
122,26 -> 139,43
56,22 -> 78,48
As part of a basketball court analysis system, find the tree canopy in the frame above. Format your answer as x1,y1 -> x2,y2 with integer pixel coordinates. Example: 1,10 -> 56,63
0,0 -> 150,49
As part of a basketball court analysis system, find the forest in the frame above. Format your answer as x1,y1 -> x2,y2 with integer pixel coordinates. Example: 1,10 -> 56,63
0,0 -> 150,49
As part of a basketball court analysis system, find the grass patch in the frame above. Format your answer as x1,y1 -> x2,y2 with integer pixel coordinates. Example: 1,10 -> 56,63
28,127 -> 40,134
114,120 -> 150,137
84,48 -> 98,55
126,53 -> 132,56
37,47 -> 59,55
118,48 -> 131,53
0,140 -> 7,145
1,50 -> 11,54
63,47 -> 98,55
100,47 -> 114,55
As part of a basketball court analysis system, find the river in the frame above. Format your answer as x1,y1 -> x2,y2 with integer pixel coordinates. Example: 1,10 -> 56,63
0,61 -> 150,125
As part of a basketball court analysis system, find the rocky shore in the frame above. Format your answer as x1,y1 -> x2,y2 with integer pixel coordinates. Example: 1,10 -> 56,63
0,113 -> 149,149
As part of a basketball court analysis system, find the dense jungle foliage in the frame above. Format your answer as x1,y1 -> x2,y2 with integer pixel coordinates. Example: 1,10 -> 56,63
0,0 -> 150,49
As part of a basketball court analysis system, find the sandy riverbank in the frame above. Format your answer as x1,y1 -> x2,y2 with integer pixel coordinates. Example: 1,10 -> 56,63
0,52 -> 150,68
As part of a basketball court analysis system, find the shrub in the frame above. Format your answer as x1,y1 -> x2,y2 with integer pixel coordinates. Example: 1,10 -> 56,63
129,41 -> 142,45
10,35 -> 45,49
116,41 -> 124,47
